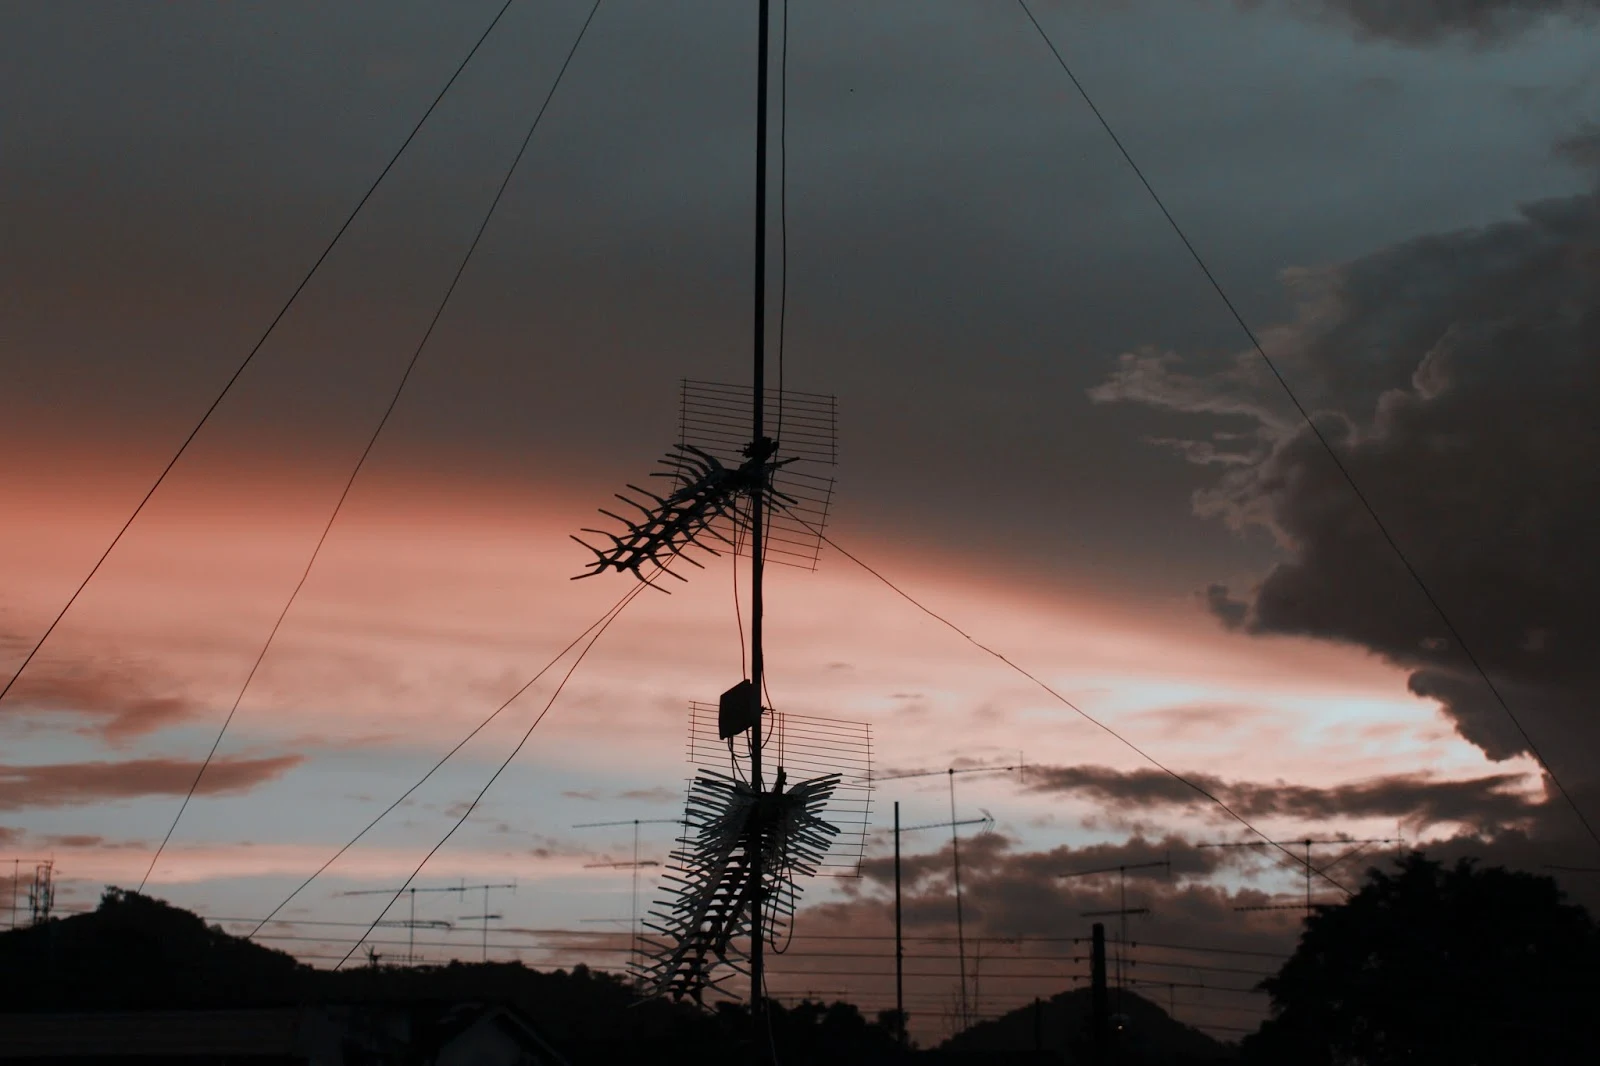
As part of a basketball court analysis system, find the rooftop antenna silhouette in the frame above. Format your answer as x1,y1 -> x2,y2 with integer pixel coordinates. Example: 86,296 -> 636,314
574,817 -> 683,982
458,881 -> 516,962
570,3 -> 841,1023
880,761 -> 1023,1030
339,884 -> 469,965
1200,836 -> 1398,916
886,802 -> 995,1044
26,861 -> 54,926
1061,856 -> 1172,1018
8,858 -> 51,930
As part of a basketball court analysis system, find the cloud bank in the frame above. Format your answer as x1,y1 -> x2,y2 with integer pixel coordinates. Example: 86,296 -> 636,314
1265,0 -> 1600,44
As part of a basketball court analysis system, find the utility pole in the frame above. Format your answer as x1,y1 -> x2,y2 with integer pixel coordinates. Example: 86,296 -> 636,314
1200,837 -> 1398,916
1090,923 -> 1109,1065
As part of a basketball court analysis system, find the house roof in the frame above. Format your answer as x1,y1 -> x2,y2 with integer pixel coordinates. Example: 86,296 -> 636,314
425,1002 -> 572,1066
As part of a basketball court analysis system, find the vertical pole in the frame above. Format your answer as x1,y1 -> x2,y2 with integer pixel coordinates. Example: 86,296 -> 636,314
483,885 -> 490,962
10,859 -> 16,930
631,820 -> 641,986
408,887 -> 416,965
1118,868 -> 1127,994
1304,840 -> 1312,918
948,769 -> 968,1030
748,0 -> 772,1034
1090,923 -> 1108,1065
894,802 -> 905,1048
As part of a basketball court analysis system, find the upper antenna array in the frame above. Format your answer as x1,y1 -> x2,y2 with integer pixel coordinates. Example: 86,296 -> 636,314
570,380 -> 836,587
677,380 -> 838,570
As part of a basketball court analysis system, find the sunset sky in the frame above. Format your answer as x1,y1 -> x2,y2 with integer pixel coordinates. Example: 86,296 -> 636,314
4,0 -> 1600,1042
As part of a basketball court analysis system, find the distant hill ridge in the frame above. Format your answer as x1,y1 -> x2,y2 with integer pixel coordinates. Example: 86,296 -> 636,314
937,985 -> 1235,1064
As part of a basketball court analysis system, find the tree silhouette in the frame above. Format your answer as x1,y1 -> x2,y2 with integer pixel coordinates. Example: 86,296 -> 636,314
1242,854 -> 1600,1065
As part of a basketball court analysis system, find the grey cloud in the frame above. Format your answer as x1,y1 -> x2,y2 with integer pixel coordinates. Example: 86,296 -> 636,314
3,648 -> 206,742
1269,0 -> 1600,44
1022,764 -> 1543,831
1091,180 -> 1600,779
618,787 -> 678,803
1555,121 -> 1600,170
0,755 -> 303,810
1203,585 -> 1250,630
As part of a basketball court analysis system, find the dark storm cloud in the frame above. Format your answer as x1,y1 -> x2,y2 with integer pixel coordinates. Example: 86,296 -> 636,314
1268,0 -> 1600,43
1555,122 -> 1600,169
0,755 -> 302,810
1023,765 -> 1542,830
9,0 -> 1593,612
1092,175 -> 1600,775
809,835 -> 1296,1012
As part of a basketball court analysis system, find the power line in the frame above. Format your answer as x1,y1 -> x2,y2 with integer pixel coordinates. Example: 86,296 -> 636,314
1012,0 -> 1599,854
334,571 -> 646,969
249,578 -> 640,937
0,0 -> 518,709
1122,940 -> 1288,960
780,504 -> 1350,898
136,0 -> 606,896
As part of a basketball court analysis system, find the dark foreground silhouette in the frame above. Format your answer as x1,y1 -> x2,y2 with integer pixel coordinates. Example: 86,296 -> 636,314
1,853 -> 1592,1063
1242,854 -> 1600,1066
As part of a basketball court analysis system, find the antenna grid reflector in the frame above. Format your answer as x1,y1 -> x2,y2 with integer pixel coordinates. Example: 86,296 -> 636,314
678,379 -> 837,570
686,701 -> 872,876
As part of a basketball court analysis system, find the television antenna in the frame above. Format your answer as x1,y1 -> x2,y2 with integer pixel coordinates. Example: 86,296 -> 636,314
339,884 -> 467,965
570,3 -> 848,1024
26,861 -> 54,926
574,817 -> 683,982
1200,837 -> 1398,916
1061,857 -> 1171,1009
887,802 -> 996,1044
880,761 -> 1022,1030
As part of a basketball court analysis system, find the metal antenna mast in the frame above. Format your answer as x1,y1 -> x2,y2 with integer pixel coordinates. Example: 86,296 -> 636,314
880,761 -> 1023,1030
890,806 -> 995,1036
574,4 -> 842,1025
747,0 -> 774,1026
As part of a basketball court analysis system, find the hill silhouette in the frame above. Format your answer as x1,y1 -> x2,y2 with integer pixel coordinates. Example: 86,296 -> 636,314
936,986 -> 1235,1064
0,888 -> 907,1064
0,888 -> 304,1010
